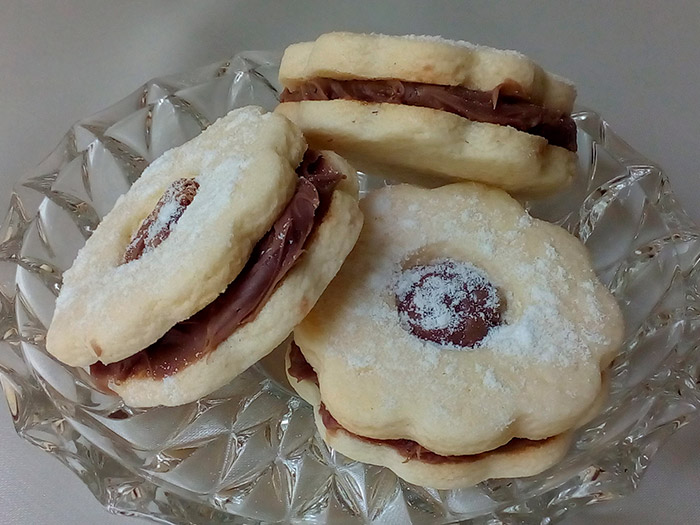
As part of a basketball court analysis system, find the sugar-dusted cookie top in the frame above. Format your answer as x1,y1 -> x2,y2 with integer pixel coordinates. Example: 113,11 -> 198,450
294,183 -> 623,456
279,32 -> 576,112
47,107 -> 304,367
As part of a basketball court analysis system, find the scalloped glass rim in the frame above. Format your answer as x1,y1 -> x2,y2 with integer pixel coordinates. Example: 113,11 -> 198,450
1,51 -> 700,525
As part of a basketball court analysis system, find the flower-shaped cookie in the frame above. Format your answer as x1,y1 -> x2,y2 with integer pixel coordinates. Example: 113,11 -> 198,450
289,182 -> 623,487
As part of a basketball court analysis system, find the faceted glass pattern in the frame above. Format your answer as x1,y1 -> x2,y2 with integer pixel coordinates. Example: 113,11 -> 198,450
1,51 -> 700,524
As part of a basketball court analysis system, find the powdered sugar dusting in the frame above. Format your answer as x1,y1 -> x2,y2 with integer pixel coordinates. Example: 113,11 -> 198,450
389,33 -> 575,87
325,184 -> 617,375
475,363 -> 509,393
382,33 -> 528,59
148,199 -> 177,237
483,293 -> 584,365
517,214 -> 532,229
123,178 -> 199,263
344,349 -> 376,370
394,259 -> 502,348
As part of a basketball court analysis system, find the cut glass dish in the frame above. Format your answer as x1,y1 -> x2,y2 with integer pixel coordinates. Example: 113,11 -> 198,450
1,51 -> 700,524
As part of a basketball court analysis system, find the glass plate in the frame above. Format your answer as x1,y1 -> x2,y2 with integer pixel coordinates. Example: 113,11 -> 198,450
2,51 -> 700,525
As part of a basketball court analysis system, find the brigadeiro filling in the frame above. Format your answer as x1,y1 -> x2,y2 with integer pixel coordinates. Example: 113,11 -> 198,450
280,78 -> 577,152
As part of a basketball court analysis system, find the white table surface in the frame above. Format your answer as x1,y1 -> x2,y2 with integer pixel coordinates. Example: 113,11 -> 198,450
2,1 -> 700,523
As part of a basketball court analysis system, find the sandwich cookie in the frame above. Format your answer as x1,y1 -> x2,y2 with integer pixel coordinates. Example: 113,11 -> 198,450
46,106 -> 363,407
287,342 -> 608,489
276,32 -> 578,196
289,182 -> 623,488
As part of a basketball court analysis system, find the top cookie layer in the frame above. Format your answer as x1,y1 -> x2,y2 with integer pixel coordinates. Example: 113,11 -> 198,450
280,32 -> 576,113
47,106 -> 304,367
294,183 -> 623,456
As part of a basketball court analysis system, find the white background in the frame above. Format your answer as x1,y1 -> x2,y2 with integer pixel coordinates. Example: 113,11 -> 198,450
1,1 -> 700,523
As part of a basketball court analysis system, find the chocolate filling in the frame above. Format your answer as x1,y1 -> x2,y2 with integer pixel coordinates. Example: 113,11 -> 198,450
287,343 -> 551,464
91,150 -> 344,383
280,78 -> 577,152
395,259 -> 504,348
123,178 -> 200,263
287,341 -> 319,385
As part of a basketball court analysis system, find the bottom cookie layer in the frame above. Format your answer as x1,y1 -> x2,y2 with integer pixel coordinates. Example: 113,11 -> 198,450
276,100 -> 577,197
286,347 -> 577,489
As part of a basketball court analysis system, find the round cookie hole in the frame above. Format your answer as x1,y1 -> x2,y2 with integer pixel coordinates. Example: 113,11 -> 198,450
122,177 -> 200,264
394,258 -> 505,349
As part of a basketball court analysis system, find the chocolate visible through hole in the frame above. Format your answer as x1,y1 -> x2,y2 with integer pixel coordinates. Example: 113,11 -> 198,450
394,259 -> 504,348
123,178 -> 200,263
